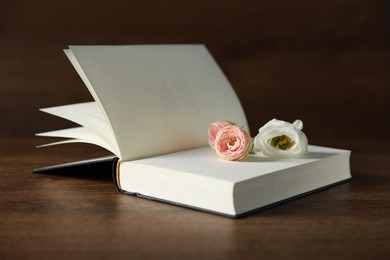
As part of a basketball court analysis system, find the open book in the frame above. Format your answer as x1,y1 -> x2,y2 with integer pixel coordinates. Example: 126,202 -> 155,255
36,45 -> 351,217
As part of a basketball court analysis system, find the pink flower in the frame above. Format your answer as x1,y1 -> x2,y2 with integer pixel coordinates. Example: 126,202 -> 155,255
214,125 -> 251,161
208,120 -> 235,150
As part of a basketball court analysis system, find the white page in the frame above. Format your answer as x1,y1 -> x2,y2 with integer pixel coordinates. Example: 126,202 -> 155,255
119,145 -> 351,215
63,50 -> 101,105
37,127 -> 117,155
40,102 -> 119,156
121,145 -> 351,183
68,45 -> 248,161
63,50 -> 116,144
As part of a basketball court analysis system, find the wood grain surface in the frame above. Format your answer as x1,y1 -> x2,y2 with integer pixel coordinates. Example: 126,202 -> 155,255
0,0 -> 389,259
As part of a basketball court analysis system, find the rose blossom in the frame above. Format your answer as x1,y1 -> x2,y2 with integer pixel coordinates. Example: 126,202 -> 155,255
214,125 -> 251,161
253,119 -> 308,158
208,120 -> 235,150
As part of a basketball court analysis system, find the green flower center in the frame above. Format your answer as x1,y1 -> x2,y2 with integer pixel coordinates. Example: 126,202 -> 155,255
269,135 -> 295,150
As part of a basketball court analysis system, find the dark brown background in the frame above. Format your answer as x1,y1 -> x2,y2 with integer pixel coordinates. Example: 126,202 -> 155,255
1,0 -> 389,259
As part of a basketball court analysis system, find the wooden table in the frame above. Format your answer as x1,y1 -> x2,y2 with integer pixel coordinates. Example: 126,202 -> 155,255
1,0 -> 389,259
2,138 -> 390,259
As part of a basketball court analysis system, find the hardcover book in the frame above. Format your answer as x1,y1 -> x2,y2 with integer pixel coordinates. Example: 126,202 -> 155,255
35,45 -> 351,217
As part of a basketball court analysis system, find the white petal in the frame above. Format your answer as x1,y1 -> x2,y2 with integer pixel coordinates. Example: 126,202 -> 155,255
292,120 -> 303,130
253,118 -> 308,159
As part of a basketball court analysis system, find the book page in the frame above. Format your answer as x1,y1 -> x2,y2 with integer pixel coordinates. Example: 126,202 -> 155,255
37,127 -> 118,155
122,145 -> 351,183
119,145 -> 351,215
40,102 -> 119,155
68,45 -> 248,161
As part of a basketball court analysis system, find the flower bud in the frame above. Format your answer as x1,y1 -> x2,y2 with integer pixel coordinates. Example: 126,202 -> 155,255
215,125 -> 251,161
208,120 -> 235,150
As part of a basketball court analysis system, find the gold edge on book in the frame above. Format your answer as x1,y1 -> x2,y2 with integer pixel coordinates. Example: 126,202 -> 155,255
116,160 -> 122,190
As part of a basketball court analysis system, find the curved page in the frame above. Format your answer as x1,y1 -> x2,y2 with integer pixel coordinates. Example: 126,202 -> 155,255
68,45 -> 248,161
37,127 -> 118,155
40,102 -> 120,156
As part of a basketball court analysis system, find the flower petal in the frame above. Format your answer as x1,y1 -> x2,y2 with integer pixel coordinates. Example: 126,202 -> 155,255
253,119 -> 308,159
292,120 -> 303,131
208,120 -> 235,150
214,125 -> 251,161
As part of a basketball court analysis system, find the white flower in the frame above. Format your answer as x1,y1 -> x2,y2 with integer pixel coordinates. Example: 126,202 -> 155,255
253,119 -> 308,158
